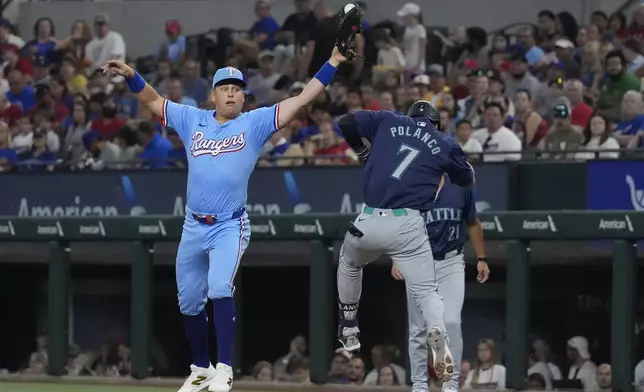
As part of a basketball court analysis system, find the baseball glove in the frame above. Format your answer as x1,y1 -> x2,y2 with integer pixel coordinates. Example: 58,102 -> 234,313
336,3 -> 363,60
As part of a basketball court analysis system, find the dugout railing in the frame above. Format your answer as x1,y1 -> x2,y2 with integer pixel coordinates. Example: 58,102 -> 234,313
0,211 -> 641,391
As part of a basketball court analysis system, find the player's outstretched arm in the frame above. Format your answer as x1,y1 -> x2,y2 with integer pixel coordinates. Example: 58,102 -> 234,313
102,60 -> 165,119
274,47 -> 347,129
466,218 -> 490,283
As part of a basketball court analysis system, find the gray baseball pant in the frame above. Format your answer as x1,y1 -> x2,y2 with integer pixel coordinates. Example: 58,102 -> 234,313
337,207 -> 446,333
408,251 -> 465,391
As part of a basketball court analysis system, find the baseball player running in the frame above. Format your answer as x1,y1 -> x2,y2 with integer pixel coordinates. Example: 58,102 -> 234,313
103,47 -> 348,392
391,139 -> 490,392
335,100 -> 475,382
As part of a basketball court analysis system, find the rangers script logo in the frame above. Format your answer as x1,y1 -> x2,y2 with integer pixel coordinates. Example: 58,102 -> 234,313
190,131 -> 246,157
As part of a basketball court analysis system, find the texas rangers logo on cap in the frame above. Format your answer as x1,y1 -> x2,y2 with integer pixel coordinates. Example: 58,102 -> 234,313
212,67 -> 247,88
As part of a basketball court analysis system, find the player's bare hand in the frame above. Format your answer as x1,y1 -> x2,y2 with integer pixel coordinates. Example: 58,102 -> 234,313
391,264 -> 404,281
331,47 -> 348,64
102,60 -> 134,79
476,261 -> 490,283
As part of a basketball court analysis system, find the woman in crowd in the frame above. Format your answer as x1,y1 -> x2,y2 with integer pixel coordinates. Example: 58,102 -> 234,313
24,17 -> 58,63
575,113 -> 620,159
56,19 -> 93,70
463,338 -> 506,389
513,89 -> 548,148
63,102 -> 93,162
251,361 -> 274,382
376,364 -> 401,386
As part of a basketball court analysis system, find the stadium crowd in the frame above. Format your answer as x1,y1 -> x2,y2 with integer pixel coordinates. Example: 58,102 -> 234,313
2,0 -> 644,389
0,0 -> 643,172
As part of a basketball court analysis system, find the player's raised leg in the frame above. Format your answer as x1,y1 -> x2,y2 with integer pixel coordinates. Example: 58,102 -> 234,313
336,215 -> 381,352
176,216 -> 217,392
205,213 -> 251,392
405,285 -> 430,392
389,215 -> 453,382
437,257 -> 465,392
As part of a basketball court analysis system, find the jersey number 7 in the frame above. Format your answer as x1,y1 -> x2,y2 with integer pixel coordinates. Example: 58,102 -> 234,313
390,143 -> 420,180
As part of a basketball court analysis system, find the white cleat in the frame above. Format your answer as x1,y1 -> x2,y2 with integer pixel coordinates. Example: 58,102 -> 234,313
208,362 -> 233,392
428,326 -> 454,382
178,364 -> 217,392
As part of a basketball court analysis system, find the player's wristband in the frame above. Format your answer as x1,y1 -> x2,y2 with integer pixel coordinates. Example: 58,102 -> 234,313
477,257 -> 488,263
125,71 -> 146,93
314,62 -> 337,86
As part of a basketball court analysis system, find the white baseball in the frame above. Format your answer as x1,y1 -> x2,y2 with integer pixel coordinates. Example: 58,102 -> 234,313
344,3 -> 356,13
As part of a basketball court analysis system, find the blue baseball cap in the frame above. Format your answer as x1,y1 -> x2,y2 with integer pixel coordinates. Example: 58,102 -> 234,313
212,66 -> 246,88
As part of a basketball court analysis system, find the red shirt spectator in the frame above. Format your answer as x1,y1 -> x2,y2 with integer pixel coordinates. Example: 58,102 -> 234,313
0,95 -> 21,126
2,45 -> 33,79
92,116 -> 125,139
571,101 -> 593,128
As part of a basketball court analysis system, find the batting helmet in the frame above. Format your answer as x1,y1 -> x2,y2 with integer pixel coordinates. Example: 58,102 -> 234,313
407,100 -> 440,127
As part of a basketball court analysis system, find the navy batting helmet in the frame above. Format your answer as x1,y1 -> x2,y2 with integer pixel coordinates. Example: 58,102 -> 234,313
407,100 -> 440,126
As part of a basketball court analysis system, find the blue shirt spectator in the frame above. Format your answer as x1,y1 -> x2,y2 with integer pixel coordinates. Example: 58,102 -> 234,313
0,147 -> 17,170
23,17 -> 58,63
167,129 -> 187,167
137,122 -> 173,169
7,77 -> 35,112
180,59 -> 210,105
250,0 -> 281,50
616,113 -> 644,135
157,19 -> 186,63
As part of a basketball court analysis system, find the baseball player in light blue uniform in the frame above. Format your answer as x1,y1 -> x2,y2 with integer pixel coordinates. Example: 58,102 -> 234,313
103,47 -> 348,392
391,175 -> 489,392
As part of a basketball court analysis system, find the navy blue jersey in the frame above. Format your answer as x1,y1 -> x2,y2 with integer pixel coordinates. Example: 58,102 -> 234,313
354,110 -> 473,211
425,178 -> 477,256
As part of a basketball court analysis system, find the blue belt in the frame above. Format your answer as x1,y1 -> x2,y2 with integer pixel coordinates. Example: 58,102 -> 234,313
192,208 -> 245,225
434,248 -> 463,261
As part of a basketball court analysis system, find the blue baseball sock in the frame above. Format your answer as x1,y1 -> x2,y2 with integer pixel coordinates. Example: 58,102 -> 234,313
213,297 -> 236,366
183,310 -> 210,368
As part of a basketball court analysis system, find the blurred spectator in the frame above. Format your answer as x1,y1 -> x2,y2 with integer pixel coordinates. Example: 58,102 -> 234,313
590,11 -> 608,36
327,350 -> 350,384
608,11 -> 628,39
363,345 -> 405,385
460,359 -> 471,388
458,69 -> 489,127
113,79 -> 139,120
236,0 -> 280,63
541,104 -> 583,158
166,77 -> 197,107
0,18 -> 24,49
305,122 -> 356,165
85,13 -> 126,72
24,17 -> 58,64
7,70 -> 36,111
513,89 -> 548,148
565,79 -> 593,127
614,90 -> 644,147
0,92 -> 21,126
19,131 -> 56,172
463,338 -> 506,389
347,356 -> 366,385
113,126 -> 140,164
528,338 -> 563,390
136,121 -> 172,169
65,343 -> 91,376
0,121 -> 16,171
148,59 -> 173,96
36,115 -> 61,153
273,335 -> 307,382
378,91 -> 397,113
11,114 -> 34,155
167,129 -> 187,168
21,330 -> 49,374
158,19 -> 186,64
376,364 -> 401,386
596,50 -> 641,121
251,360 -> 274,382
594,363 -> 612,392
261,127 -> 304,167
505,53 -> 542,99
472,102 -> 522,161
63,102 -> 92,162
87,339 -> 130,377
288,356 -> 310,383
575,113 -> 619,160
397,2 -> 426,74
374,29 -> 405,70
527,373 -> 547,390
537,10 -> 558,52
454,119 -> 482,156
78,131 -> 120,171
3,45 -> 34,81
565,336 -> 598,390
56,20 -> 92,70
248,50 -> 281,105
92,97 -> 126,138
621,38 -> 644,74
279,0 -> 317,48
181,58 -> 209,106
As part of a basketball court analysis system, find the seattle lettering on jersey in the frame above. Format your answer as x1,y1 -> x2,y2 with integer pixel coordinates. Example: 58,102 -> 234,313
389,121 -> 442,155
425,207 -> 463,224
190,131 -> 247,158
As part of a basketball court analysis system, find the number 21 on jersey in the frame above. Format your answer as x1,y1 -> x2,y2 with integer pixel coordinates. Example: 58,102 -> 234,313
390,143 -> 420,180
